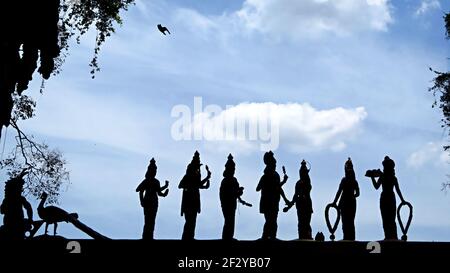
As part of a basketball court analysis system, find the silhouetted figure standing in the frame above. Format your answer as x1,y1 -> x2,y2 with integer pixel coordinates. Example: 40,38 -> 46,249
136,158 -> 169,240
220,154 -> 251,240
179,151 -> 211,240
285,160 -> 313,239
0,171 -> 33,239
256,151 -> 289,240
367,156 -> 405,240
332,158 -> 360,240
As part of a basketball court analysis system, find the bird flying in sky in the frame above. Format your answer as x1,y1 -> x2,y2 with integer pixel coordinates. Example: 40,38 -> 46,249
157,24 -> 171,35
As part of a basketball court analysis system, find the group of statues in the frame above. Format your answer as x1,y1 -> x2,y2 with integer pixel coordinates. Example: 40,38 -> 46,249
0,150 -> 411,241
136,151 -> 412,241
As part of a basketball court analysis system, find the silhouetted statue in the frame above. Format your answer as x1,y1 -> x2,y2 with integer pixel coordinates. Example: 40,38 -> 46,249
157,24 -> 171,35
0,171 -> 33,239
284,160 -> 313,240
366,156 -> 406,240
256,151 -> 289,240
331,158 -> 360,240
397,199 -> 413,241
220,154 -> 252,240
283,160 -> 313,240
38,192 -> 78,235
179,151 -> 211,240
35,192 -> 108,239
315,231 -> 325,242
136,158 -> 169,240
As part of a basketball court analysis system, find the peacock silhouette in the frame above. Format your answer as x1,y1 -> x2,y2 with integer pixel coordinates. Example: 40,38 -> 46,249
38,192 -> 78,236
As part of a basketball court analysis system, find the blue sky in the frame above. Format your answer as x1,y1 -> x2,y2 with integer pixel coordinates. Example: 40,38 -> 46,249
1,0 -> 450,241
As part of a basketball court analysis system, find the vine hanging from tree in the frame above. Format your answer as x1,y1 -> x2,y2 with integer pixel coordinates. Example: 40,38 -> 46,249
429,12 -> 450,190
0,0 -> 135,201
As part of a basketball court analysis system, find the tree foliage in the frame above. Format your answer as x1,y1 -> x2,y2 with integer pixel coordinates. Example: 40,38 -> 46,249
430,13 -> 450,190
1,0 -> 134,201
430,13 -> 450,151
430,68 -> 450,151
59,0 -> 135,77
0,0 -> 135,131
1,94 -> 69,204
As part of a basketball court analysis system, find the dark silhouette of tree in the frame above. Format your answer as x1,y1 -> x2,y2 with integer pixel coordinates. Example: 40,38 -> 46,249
429,12 -> 450,190
0,0 -> 135,135
0,0 -> 133,202
0,94 -> 69,204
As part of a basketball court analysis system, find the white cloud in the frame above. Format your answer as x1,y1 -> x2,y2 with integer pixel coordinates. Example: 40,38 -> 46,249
279,103 -> 367,152
236,0 -> 393,38
20,84 -> 164,155
174,8 -> 219,33
415,0 -> 441,16
167,0 -> 393,41
174,102 -> 367,153
407,142 -> 449,168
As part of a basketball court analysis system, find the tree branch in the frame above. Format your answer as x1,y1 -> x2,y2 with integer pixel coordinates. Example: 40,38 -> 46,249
10,119 -> 47,160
